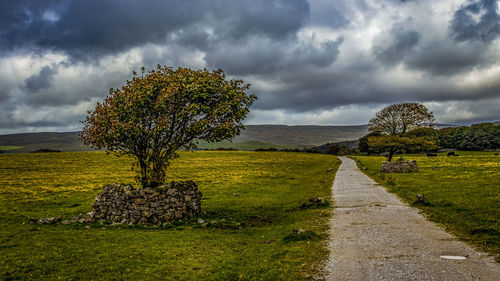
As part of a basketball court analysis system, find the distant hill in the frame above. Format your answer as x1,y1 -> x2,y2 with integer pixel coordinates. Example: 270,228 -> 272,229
0,123 -> 458,153
0,132 -> 91,153
0,125 -> 370,153
232,125 -> 368,145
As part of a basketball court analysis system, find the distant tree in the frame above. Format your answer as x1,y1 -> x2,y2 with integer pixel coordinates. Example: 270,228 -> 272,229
326,144 -> 350,155
457,123 -> 499,150
437,123 -> 500,150
437,127 -> 457,148
358,131 -> 382,154
367,103 -> 436,161
404,127 -> 438,153
81,66 -> 256,188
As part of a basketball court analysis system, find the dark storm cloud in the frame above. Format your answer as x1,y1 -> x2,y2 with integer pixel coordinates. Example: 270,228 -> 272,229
25,65 -> 55,92
253,68 -> 389,111
0,0 -> 205,58
204,37 -> 343,76
373,18 -> 496,75
20,67 -> 129,107
451,0 -> 500,42
253,58 -> 500,112
212,0 -> 310,40
374,29 -> 420,65
0,77 -> 14,101
404,41 -> 489,75
1,0 -> 500,134
309,0 -> 349,28
0,0 -> 310,60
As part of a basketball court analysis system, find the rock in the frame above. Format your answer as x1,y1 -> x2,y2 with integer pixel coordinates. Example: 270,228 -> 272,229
36,217 -> 62,224
90,181 -> 202,225
62,220 -> 71,225
415,194 -> 428,204
327,168 -> 334,172
309,197 -> 326,205
294,228 -> 305,234
381,160 -> 418,173
233,193 -> 239,196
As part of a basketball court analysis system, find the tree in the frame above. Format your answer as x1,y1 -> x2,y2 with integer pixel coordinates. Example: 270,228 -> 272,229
358,131 -> 383,154
81,66 -> 256,188
437,123 -> 500,150
367,103 -> 436,161
437,127 -> 456,148
326,144 -> 350,155
404,127 -> 438,153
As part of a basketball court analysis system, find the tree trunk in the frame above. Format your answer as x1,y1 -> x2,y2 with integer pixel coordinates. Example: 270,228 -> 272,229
387,147 -> 395,162
139,159 -> 148,188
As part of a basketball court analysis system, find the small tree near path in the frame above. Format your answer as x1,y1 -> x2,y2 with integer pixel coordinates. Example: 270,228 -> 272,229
81,66 -> 256,188
367,103 -> 436,162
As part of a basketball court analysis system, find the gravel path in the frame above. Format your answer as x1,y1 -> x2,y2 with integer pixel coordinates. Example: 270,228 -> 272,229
326,156 -> 500,281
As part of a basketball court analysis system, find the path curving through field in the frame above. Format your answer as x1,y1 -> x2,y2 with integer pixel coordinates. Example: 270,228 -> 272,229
326,156 -> 500,281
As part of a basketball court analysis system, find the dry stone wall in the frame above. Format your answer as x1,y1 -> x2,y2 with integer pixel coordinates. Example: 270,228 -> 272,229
381,160 -> 418,173
90,181 -> 202,224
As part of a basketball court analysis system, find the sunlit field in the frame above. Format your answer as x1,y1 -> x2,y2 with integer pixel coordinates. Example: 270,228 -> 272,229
0,151 -> 339,280
353,152 -> 500,260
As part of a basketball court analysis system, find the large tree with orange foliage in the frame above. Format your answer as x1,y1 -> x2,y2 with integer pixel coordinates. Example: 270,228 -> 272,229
81,66 -> 256,188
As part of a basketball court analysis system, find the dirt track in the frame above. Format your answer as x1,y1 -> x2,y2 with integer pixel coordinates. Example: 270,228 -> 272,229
326,156 -> 500,281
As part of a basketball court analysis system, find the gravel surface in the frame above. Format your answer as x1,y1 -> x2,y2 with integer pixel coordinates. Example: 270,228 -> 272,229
326,157 -> 500,281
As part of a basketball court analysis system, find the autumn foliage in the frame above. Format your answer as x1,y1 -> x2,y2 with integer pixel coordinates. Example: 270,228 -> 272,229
81,66 -> 256,188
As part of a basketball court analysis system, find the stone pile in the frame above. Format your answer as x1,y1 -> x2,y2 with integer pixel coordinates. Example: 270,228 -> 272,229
381,160 -> 418,173
90,181 -> 202,224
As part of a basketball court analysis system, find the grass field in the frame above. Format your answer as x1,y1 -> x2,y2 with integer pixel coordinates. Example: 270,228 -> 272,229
0,151 -> 339,280
352,152 -> 500,260
197,140 -> 306,151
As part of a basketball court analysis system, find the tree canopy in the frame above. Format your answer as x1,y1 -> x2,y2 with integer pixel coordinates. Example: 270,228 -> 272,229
81,66 -> 256,188
366,102 -> 436,161
437,123 -> 500,150
368,103 -> 435,135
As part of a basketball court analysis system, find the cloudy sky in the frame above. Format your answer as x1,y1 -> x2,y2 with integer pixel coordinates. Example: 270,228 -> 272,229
1,0 -> 499,134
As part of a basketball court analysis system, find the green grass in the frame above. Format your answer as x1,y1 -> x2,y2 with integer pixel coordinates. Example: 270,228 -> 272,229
196,140 -> 305,150
0,151 -> 340,280
0,146 -> 24,151
352,152 -> 500,260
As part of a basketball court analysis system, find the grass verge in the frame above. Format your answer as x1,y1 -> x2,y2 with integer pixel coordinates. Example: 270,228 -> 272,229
352,152 -> 500,261
0,151 -> 340,280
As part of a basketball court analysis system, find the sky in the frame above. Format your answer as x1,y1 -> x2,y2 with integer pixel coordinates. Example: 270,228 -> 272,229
1,0 -> 499,134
